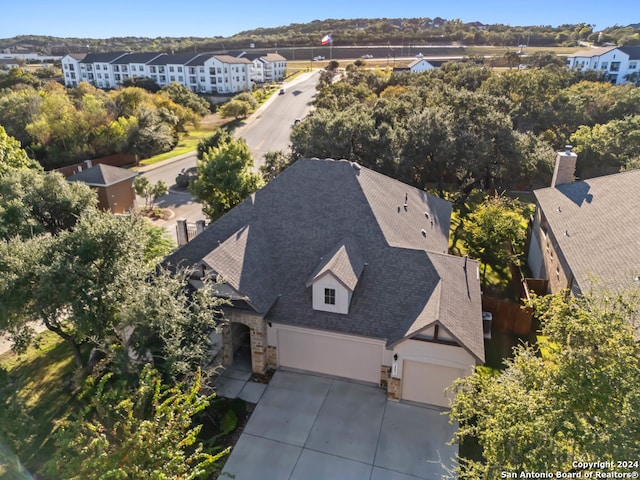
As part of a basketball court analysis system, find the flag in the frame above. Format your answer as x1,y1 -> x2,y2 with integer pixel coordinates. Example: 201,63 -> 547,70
321,34 -> 332,45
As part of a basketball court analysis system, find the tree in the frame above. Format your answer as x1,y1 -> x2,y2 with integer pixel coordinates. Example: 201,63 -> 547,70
196,128 -> 233,160
233,92 -> 258,111
44,366 -> 227,479
449,289 -> 640,478
133,176 -> 169,209
503,51 -> 521,69
259,150 -> 293,182
0,212 -> 173,368
463,195 -> 527,284
161,81 -> 210,116
190,138 -> 263,221
0,125 -> 41,174
218,99 -> 251,119
0,168 -> 97,240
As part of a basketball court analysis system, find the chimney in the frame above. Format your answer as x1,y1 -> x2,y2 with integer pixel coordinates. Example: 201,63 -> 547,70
551,145 -> 577,188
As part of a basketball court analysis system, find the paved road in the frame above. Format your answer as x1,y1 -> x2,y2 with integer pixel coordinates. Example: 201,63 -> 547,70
136,71 -> 319,242
236,71 -> 319,168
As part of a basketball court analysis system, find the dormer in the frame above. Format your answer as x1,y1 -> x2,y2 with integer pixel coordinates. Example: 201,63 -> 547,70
306,238 -> 364,315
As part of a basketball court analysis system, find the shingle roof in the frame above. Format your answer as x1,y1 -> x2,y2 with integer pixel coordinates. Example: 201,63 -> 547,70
112,52 -> 164,64
263,53 -> 286,62
618,46 -> 640,60
534,169 -> 640,294
306,237 -> 365,291
80,52 -> 128,64
568,46 -> 617,58
165,158 -> 484,361
147,53 -> 198,65
185,54 -> 214,66
65,53 -> 86,61
67,164 -> 137,187
213,55 -> 252,64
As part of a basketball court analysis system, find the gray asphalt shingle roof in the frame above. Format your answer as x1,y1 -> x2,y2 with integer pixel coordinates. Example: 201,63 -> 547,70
165,158 -> 484,361
111,52 -> 164,64
80,52 -> 128,64
306,237 -> 365,291
535,169 -> 640,294
67,164 -> 137,187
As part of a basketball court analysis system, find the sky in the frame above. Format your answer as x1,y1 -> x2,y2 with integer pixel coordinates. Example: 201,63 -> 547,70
0,0 -> 637,39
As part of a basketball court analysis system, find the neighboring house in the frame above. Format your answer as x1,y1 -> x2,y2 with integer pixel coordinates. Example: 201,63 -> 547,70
566,46 -> 640,84
165,158 -> 485,407
67,164 -> 137,214
61,50 -> 283,92
528,148 -> 640,295
393,58 -> 442,73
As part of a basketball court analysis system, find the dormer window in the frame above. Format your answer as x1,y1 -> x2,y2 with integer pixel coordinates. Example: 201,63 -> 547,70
306,237 -> 364,315
324,288 -> 336,305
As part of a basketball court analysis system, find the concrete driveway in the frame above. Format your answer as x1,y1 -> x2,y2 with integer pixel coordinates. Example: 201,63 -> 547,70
218,370 -> 457,480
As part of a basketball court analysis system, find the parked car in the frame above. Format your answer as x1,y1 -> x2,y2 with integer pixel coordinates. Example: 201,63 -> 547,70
313,56 -> 325,61
279,88 -> 286,95
361,54 -> 373,59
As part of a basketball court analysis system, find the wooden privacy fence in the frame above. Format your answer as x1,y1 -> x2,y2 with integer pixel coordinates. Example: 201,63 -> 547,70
482,296 -> 533,336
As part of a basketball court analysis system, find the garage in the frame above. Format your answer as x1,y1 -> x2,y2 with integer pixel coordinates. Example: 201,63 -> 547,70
401,360 -> 464,407
276,328 -> 382,384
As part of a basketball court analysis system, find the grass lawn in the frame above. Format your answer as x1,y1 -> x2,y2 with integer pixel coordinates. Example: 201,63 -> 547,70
138,115 -> 234,167
0,331 -> 80,478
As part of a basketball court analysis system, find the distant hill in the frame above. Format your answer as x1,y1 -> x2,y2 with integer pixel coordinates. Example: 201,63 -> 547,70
1,19 -> 638,55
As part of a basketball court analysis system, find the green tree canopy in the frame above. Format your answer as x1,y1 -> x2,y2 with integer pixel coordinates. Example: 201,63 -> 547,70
190,138 -> 263,221
161,81 -> 211,116
218,98 -> 251,119
44,366 -> 227,479
0,125 -> 41,174
463,195 -> 527,283
450,289 -> 640,478
0,168 -> 96,240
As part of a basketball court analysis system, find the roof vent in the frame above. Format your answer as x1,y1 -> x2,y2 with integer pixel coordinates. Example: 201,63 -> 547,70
557,206 -> 561,213
635,274 -> 640,282
351,162 -> 361,171
421,229 -> 427,237
403,203 -> 408,211
564,230 -> 570,237
565,144 -> 573,154
424,212 -> 429,219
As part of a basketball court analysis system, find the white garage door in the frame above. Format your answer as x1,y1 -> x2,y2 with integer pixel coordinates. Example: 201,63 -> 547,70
277,328 -> 382,384
402,360 -> 464,407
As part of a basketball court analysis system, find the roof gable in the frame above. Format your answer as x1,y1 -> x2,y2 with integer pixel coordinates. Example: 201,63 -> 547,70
306,237 -> 365,291
165,158 -> 483,360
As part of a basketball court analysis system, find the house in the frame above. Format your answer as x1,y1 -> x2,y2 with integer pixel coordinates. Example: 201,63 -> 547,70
393,58 -> 442,73
67,163 -> 137,214
566,46 -> 640,84
527,148 -> 640,295
61,50 -> 283,92
165,158 -> 484,407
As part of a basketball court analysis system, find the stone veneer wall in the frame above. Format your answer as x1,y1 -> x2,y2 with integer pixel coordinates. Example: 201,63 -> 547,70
223,309 -> 267,374
267,345 -> 278,369
387,377 -> 401,400
380,366 -> 391,388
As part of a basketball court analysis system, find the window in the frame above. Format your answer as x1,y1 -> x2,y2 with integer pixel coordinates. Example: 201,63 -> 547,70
199,67 -> 204,73
324,288 -> 336,305
217,67 -> 221,74
170,75 -> 175,81
150,66 -> 156,73
178,76 -> 183,82
630,61 -> 638,69
189,76 -> 196,83
113,65 -> 120,72
610,62 -> 621,72
200,76 -> 205,82
169,66 -> 174,72
69,64 -> 75,71
601,62 -> 608,70
177,66 -> 182,72
160,75 -> 166,82
189,67 -> 195,74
